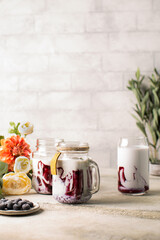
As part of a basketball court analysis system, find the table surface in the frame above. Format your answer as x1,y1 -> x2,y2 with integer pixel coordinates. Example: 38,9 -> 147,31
0,169 -> 160,240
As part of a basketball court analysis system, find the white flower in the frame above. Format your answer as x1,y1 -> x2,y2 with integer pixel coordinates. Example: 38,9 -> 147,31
14,156 -> 31,174
18,122 -> 33,136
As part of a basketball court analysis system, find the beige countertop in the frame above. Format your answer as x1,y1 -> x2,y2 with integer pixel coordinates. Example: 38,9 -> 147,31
0,169 -> 160,240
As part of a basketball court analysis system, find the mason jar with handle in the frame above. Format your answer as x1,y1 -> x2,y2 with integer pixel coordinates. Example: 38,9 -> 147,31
51,141 -> 100,204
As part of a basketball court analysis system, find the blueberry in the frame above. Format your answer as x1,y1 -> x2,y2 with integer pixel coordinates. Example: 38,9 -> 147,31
27,201 -> 34,208
0,198 -> 8,202
0,203 -> 6,210
22,204 -> 30,210
13,204 -> 21,210
17,200 -> 23,207
12,198 -> 21,204
7,201 -> 14,210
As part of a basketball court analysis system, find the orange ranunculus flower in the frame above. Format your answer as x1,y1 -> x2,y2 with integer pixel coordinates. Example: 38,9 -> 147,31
2,172 -> 31,195
0,135 -> 31,171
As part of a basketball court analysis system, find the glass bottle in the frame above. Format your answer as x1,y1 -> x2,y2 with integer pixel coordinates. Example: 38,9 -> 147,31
32,138 -> 63,194
117,136 -> 149,195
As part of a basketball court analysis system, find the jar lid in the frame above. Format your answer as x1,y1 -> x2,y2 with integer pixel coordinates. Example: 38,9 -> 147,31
56,141 -> 89,152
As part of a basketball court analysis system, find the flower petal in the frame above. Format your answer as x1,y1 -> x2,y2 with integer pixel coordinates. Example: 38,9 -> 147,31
2,172 -> 31,195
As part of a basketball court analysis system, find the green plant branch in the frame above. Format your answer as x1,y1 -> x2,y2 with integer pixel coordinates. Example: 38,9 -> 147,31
127,68 -> 160,164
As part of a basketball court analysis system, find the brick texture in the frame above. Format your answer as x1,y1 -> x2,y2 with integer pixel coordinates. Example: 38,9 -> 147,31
0,0 -> 157,168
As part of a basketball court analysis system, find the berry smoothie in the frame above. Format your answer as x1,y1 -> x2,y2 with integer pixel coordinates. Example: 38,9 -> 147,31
32,158 -> 52,194
118,146 -> 149,194
53,158 -> 93,203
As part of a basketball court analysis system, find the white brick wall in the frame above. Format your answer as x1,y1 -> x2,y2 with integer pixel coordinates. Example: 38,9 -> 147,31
38,92 -> 91,110
0,0 -> 157,168
102,0 -> 152,11
7,35 -> 55,54
103,53 -> 153,72
54,34 -> 108,53
49,53 -> 102,72
109,33 -> 160,51
86,12 -> 136,32
35,13 -> 85,33
0,16 -> 34,35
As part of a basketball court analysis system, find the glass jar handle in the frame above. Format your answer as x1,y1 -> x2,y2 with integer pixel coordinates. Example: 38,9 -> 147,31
88,158 -> 100,194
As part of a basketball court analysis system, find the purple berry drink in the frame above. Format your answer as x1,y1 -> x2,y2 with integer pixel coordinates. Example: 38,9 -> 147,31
52,141 -> 100,203
32,138 -> 64,194
53,162 -> 93,203
118,137 -> 149,195
32,160 -> 52,194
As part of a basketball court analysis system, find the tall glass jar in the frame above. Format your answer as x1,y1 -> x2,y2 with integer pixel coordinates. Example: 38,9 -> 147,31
32,138 -> 63,194
117,136 -> 149,195
51,141 -> 100,204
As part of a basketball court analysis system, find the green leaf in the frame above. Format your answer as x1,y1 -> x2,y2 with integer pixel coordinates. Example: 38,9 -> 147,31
134,107 -> 142,120
0,177 -> 2,188
150,101 -> 153,108
16,122 -> 20,128
0,161 -> 8,178
135,68 -> 140,80
153,90 -> 159,106
158,109 -> 160,116
148,124 -> 157,145
8,122 -> 21,136
131,113 -> 140,122
154,68 -> 160,77
152,74 -> 156,82
127,79 -> 137,90
152,120 -> 157,130
149,77 -> 157,87
0,188 -> 4,199
0,189 -> 3,199
0,136 -> 4,146
156,130 -> 160,139
8,129 -> 15,134
153,109 -> 158,125
133,89 -> 141,104
141,104 -> 146,119
154,87 -> 159,92
142,92 -> 149,105
148,141 -> 156,149
9,122 -> 15,127
136,122 -> 147,136
139,75 -> 145,84
127,86 -> 132,90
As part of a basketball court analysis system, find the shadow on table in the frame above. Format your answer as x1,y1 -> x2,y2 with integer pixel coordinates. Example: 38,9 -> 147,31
86,189 -> 159,205
1,208 -> 44,218
145,190 -> 160,196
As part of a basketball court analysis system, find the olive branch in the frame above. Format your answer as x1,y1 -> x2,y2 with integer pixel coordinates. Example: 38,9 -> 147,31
127,68 -> 160,164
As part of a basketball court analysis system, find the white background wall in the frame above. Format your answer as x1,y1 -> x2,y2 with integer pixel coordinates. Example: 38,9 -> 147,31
0,0 -> 159,168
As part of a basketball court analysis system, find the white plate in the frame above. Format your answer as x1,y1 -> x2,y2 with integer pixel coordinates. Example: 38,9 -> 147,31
0,202 -> 40,216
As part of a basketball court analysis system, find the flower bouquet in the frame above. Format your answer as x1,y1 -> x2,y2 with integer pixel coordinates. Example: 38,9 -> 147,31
0,122 -> 33,198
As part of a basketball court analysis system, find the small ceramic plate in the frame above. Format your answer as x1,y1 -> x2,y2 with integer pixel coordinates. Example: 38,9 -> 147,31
0,202 -> 40,216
